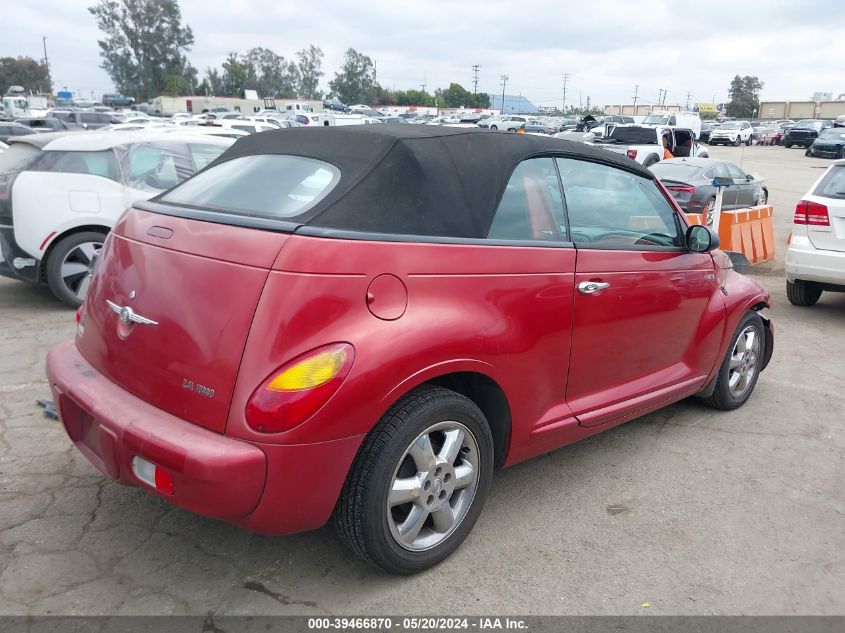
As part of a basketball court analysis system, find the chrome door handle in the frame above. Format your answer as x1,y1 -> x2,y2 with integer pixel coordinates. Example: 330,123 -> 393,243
578,281 -> 610,294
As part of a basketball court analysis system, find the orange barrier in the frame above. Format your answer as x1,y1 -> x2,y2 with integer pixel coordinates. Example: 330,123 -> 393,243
686,205 -> 775,265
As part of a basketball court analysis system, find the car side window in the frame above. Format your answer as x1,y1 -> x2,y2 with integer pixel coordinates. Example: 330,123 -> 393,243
125,143 -> 194,192
487,157 -> 567,242
188,143 -> 227,170
32,150 -> 120,182
726,164 -> 747,183
556,157 -> 682,248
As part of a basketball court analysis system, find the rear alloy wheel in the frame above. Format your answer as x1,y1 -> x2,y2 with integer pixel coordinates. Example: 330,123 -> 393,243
786,279 -> 822,307
45,231 -> 105,308
334,386 -> 494,574
699,311 -> 765,410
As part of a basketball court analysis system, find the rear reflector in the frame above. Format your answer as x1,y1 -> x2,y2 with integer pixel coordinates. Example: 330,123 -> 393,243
794,200 -> 830,226
132,456 -> 175,495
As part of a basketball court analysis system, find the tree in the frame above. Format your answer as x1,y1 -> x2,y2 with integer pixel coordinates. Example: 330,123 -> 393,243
296,45 -> 323,100
329,48 -> 376,105
0,56 -> 51,93
726,75 -> 764,119
435,83 -> 490,109
89,0 -> 195,101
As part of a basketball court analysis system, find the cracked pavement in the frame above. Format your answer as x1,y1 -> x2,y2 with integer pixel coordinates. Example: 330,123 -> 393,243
0,147 -> 843,615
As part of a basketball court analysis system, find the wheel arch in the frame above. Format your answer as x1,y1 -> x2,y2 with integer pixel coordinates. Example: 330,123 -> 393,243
39,224 -> 111,282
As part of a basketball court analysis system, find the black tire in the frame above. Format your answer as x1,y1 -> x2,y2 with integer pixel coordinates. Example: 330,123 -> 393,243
758,188 -> 768,205
333,385 -> 494,574
45,231 -> 106,308
490,125 -> 498,130
643,155 -> 659,168
746,136 -> 752,146
698,311 -> 765,410
733,137 -> 742,146
784,143 -> 792,149
786,279 -> 822,306
507,128 -> 517,132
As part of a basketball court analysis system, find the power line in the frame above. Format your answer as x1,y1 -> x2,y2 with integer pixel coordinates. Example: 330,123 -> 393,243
472,64 -> 480,95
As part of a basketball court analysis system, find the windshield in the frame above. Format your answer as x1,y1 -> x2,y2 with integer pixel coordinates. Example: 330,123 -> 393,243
818,128 -> 845,140
607,126 -> 658,144
795,120 -> 823,130
0,143 -> 41,175
719,122 -> 741,129
643,115 -> 669,124
160,154 -> 341,219
649,162 -> 701,181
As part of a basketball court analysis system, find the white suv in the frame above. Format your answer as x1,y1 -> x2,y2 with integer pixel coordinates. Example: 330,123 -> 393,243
785,160 -> 845,306
0,131 -> 233,307
488,116 -> 528,131
708,121 -> 753,146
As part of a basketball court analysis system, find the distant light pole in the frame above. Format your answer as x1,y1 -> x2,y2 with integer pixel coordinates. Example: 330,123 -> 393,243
472,65 -> 480,95
500,74 -> 508,115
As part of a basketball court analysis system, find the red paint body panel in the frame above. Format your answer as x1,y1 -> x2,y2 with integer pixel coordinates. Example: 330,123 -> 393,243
75,209 -> 288,433
46,205 -> 772,536
567,249 -> 725,426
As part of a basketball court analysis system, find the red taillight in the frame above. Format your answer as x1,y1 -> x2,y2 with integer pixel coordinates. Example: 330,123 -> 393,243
245,343 -> 355,434
627,149 -> 638,160
667,185 -> 696,194
794,200 -> 830,226
76,306 -> 83,323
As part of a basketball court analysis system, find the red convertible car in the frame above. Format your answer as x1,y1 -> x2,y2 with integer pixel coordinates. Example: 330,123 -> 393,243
47,126 -> 773,573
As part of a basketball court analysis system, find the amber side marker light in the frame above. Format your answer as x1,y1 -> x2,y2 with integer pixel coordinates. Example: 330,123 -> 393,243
245,343 -> 355,434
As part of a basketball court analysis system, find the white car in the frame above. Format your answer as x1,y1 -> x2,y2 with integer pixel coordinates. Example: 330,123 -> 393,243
163,126 -> 250,140
593,124 -> 708,166
785,160 -> 845,306
0,131 -> 233,306
488,116 -> 528,131
708,121 -> 753,146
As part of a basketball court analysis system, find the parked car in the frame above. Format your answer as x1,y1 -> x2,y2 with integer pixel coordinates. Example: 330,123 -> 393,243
322,98 -> 349,112
477,116 -> 503,129
102,94 -> 135,107
522,119 -> 558,134
804,127 -> 845,158
489,115 -> 528,131
708,121 -> 753,146
699,121 -> 718,143
751,124 -> 780,145
783,119 -> 831,148
590,115 -> 636,139
650,158 -> 768,224
45,126 -> 773,574
785,159 -> 845,305
593,125 -> 708,166
641,112 -> 702,138
14,117 -> 70,132
48,110 -> 119,130
0,122 -> 38,143
0,132 -> 234,306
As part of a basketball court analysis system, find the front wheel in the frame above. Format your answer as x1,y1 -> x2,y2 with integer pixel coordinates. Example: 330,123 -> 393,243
698,311 -> 765,410
784,143 -> 792,149
334,386 -> 494,574
733,137 -> 742,146
45,231 -> 106,308
489,125 -> 498,130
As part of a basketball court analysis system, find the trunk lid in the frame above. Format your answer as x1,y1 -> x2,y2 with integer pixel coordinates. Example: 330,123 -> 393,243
76,207 -> 288,433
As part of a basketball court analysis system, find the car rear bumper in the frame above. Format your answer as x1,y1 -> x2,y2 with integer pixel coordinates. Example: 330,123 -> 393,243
0,227 -> 40,283
785,235 -> 845,286
46,340 -> 364,534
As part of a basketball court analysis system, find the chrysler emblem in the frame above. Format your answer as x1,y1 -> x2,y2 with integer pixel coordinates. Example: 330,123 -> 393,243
106,300 -> 158,326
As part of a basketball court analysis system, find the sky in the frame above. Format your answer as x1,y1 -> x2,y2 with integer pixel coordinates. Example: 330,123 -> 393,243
5,0 -> 845,107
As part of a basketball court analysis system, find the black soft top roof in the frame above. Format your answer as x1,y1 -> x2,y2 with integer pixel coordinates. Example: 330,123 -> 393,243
198,125 -> 655,239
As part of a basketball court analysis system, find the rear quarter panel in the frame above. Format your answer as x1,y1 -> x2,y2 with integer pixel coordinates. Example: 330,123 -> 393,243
226,235 -> 577,464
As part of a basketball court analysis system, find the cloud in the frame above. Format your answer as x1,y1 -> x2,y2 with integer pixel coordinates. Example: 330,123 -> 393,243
4,0 -> 844,106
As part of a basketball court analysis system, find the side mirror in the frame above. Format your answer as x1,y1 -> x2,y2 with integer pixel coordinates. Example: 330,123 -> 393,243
746,174 -> 754,181
686,224 -> 719,253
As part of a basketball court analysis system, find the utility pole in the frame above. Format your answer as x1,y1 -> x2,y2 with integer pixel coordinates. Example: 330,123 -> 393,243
561,73 -> 570,114
472,65 -> 480,95
42,36 -> 51,92
661,89 -> 668,108
500,74 -> 509,114
685,90 -> 692,110
658,89 -> 663,107
421,74 -> 427,93
632,84 -> 639,113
